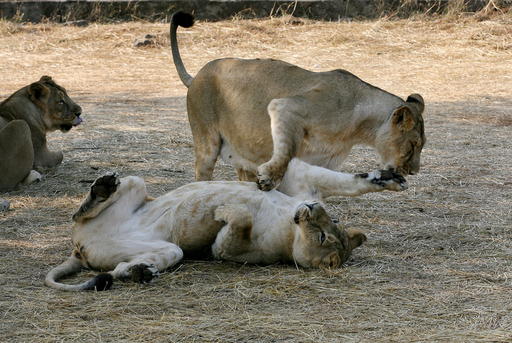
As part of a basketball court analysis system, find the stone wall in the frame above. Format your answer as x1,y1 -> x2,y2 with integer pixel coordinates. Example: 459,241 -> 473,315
0,0 -> 504,23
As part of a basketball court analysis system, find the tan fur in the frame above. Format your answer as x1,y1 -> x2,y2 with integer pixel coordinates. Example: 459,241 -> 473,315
45,161 -> 391,291
170,12 -> 426,190
0,76 -> 82,191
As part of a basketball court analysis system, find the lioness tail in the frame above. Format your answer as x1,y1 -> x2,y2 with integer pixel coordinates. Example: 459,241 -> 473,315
45,253 -> 113,291
170,11 -> 195,88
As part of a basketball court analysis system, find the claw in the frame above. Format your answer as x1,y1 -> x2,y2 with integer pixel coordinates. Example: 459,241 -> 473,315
130,263 -> 160,284
257,174 -> 275,191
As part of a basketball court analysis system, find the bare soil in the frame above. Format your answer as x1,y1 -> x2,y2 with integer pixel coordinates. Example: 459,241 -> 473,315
1,12 -> 511,342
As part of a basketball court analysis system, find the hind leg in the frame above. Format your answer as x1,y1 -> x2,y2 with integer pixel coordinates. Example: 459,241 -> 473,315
0,120 -> 34,191
193,139 -> 220,181
107,240 -> 184,283
72,173 -> 150,223
72,172 -> 121,222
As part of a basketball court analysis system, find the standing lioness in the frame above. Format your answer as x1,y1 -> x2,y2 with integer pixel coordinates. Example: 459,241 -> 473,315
171,12 -> 426,191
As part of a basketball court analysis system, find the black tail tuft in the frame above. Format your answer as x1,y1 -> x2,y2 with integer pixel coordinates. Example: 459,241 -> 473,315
172,11 -> 195,28
87,273 -> 114,291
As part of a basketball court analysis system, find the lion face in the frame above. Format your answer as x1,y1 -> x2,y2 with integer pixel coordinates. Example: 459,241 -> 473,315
292,202 -> 366,269
28,76 -> 82,133
376,94 -> 426,176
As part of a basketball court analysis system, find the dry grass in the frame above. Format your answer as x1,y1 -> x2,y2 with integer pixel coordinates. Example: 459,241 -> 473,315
1,10 -> 512,342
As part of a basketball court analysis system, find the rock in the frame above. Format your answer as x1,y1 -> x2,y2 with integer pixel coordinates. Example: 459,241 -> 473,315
63,20 -> 89,27
133,34 -> 157,47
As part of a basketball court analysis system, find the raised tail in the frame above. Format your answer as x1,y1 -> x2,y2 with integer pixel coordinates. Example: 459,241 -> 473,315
45,253 -> 113,291
170,11 -> 195,88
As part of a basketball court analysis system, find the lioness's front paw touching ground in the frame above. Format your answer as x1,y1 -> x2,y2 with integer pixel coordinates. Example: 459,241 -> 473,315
0,198 -> 9,212
256,171 -> 275,191
357,169 -> 408,191
23,170 -> 42,186
130,263 -> 160,284
92,172 -> 120,199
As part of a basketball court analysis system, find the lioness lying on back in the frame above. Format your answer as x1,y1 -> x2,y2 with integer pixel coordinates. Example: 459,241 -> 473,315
170,12 -> 426,191
0,76 -> 82,191
45,160 -> 407,291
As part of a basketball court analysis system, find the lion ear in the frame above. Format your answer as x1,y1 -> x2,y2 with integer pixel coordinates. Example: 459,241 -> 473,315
28,82 -> 51,111
391,106 -> 415,133
346,229 -> 366,250
38,75 -> 53,83
406,93 -> 425,115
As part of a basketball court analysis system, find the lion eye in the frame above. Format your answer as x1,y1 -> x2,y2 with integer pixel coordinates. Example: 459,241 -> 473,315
320,232 -> 326,244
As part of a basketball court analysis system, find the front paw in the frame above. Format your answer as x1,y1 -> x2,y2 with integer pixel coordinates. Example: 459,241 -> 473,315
91,172 -> 120,199
256,171 -> 276,191
0,198 -> 10,212
358,169 -> 408,191
214,205 -> 229,223
130,263 -> 160,284
23,170 -> 42,186
294,202 -> 316,224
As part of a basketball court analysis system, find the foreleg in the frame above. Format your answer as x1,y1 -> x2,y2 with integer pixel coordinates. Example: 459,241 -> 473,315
31,132 -> 63,169
257,98 -> 307,191
188,104 -> 222,181
211,204 -> 257,262
236,167 -> 258,182
277,159 -> 408,201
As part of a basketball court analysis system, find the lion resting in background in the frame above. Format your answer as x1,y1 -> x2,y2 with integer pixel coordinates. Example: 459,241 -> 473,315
45,160 -> 408,291
0,76 -> 82,191
170,12 -> 426,191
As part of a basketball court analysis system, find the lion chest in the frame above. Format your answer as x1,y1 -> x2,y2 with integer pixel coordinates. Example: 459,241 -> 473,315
298,129 -> 354,169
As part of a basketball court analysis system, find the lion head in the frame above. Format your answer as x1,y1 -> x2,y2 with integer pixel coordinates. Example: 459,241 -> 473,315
376,93 -> 426,176
28,76 -> 83,132
292,201 -> 366,269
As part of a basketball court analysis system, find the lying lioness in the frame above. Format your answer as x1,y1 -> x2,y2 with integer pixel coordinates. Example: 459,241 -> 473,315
171,12 -> 426,191
45,159 -> 407,291
0,76 -> 82,191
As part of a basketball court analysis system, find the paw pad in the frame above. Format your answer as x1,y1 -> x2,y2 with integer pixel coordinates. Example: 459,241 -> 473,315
92,172 -> 120,199
257,173 -> 275,191
130,263 -> 160,284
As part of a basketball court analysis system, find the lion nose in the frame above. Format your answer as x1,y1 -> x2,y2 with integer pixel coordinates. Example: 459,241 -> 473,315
74,105 -> 83,117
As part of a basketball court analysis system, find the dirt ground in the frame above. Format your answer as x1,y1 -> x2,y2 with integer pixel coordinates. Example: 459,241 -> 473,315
1,11 -> 511,342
